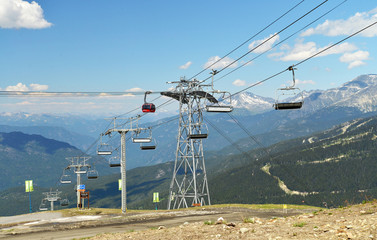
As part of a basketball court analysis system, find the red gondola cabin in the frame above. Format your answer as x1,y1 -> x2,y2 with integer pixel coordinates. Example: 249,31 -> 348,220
142,103 -> 156,113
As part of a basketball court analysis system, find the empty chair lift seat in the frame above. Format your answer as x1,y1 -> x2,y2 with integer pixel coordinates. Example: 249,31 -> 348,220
274,101 -> 303,110
140,145 -> 156,150
188,133 -> 208,139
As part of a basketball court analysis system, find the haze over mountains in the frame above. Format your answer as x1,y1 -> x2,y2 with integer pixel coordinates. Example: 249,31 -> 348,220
1,74 -> 377,215
1,74 -> 377,169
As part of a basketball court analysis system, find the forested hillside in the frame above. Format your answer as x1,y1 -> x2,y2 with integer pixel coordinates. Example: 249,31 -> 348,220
210,115 -> 377,208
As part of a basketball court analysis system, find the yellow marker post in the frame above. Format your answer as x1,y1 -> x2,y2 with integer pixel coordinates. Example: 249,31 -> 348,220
283,204 -> 288,213
153,192 -> 159,210
25,180 -> 34,213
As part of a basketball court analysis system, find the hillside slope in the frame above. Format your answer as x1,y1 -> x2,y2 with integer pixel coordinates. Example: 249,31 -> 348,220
210,114 -> 377,208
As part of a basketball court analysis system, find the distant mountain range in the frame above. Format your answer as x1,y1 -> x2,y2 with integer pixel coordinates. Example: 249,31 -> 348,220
3,112 -> 376,216
0,125 -> 95,151
2,73 -> 377,215
0,131 -> 117,192
0,74 -> 376,170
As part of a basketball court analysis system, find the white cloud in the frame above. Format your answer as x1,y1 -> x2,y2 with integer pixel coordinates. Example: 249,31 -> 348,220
4,82 -> 49,91
30,83 -> 48,91
125,87 -> 144,92
347,60 -> 366,69
179,61 -> 192,69
339,50 -> 369,62
301,8 -> 377,37
296,79 -> 316,86
5,83 -> 29,91
339,50 -> 369,69
204,56 -> 237,69
275,39 -> 358,61
249,34 -> 280,53
232,79 -> 246,87
0,0 -> 52,29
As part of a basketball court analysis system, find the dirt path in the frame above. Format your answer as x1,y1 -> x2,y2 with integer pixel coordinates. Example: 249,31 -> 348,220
0,212 -> 62,225
1,207 -> 305,240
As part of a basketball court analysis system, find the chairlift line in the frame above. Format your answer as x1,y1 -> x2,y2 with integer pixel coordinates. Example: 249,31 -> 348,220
49,5 -> 377,177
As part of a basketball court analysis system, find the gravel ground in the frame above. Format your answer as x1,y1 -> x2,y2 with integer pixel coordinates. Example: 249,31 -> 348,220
90,201 -> 377,240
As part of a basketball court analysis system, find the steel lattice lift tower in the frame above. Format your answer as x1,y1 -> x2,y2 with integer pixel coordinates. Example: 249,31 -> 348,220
162,77 -> 214,209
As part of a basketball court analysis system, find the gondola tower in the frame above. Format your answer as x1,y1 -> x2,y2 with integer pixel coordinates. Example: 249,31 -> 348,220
163,77 -> 211,209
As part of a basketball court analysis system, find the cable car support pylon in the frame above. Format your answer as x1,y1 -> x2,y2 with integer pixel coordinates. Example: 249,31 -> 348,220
102,115 -> 153,214
162,77 -> 213,209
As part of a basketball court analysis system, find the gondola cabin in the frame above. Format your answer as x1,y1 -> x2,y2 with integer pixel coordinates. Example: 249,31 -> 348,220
142,103 -> 156,113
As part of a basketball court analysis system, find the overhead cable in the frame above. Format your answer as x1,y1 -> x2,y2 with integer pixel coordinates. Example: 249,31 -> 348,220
214,0 -> 348,84
188,0 -> 306,81
199,0 -> 329,84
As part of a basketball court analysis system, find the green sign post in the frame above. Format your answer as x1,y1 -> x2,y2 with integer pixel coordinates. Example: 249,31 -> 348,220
153,192 -> 159,210
25,180 -> 34,213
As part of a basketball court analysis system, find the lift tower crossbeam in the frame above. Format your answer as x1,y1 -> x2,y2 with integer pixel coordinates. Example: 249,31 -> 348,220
162,77 -> 213,209
104,116 -> 149,214
65,156 -> 91,208
42,189 -> 62,211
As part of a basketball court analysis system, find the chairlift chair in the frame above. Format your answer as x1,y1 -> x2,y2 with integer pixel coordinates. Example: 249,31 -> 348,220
87,169 -> 99,179
97,135 -> 112,155
39,200 -> 48,211
274,66 -> 304,110
205,70 -> 233,113
188,123 -> 208,139
132,128 -> 152,143
140,138 -> 157,150
109,156 -> 121,167
97,144 -> 112,155
60,198 -> 69,207
60,169 -> 72,184
142,91 -> 156,113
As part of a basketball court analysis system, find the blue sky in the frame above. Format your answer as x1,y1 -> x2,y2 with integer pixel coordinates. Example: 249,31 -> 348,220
1,0 -> 377,116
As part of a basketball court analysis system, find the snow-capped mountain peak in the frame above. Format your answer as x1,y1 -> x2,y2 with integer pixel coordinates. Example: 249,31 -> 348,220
231,92 -> 275,114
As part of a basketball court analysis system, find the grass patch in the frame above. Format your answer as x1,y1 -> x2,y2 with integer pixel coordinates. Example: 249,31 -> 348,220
243,217 -> 255,223
293,222 -> 307,227
204,220 -> 214,225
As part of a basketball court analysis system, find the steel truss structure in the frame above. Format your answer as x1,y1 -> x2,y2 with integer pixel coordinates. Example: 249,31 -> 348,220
163,78 -> 211,209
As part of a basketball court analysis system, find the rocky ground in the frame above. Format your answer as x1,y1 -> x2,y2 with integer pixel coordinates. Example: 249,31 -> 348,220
90,201 -> 377,240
